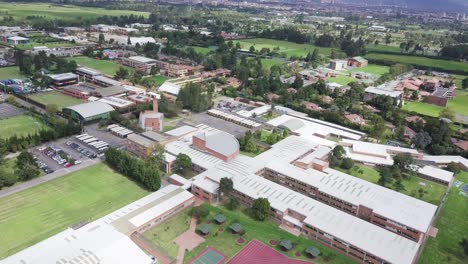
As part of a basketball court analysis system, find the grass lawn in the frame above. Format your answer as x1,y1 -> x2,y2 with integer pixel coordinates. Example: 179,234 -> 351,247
327,75 -> 356,85
350,64 -> 390,76
66,56 -> 132,76
235,38 -> 332,58
189,46 -> 213,55
0,115 -> 49,139
0,2 -> 149,21
0,163 -> 149,258
15,41 -> 76,51
0,67 -> 25,80
365,53 -> 468,74
260,58 -> 285,69
341,165 -> 446,205
448,91 -> 468,117
143,208 -> 192,258
27,91 -> 83,110
403,101 -> 442,117
146,75 -> 168,86
183,204 -> 354,264
367,44 -> 402,54
419,171 -> 468,264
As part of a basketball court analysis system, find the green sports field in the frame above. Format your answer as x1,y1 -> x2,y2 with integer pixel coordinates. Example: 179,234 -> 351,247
350,64 -> 390,76
260,58 -> 285,69
365,53 -> 468,74
0,67 -> 25,80
146,75 -> 169,86
235,38 -> 332,58
27,91 -> 83,110
0,163 -> 149,258
419,172 -> 468,264
66,56 -> 132,76
327,75 -> 356,85
0,115 -> 49,139
403,92 -> 468,119
0,2 -> 149,21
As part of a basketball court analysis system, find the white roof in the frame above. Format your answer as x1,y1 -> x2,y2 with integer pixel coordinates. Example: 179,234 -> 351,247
158,82 -> 181,96
422,155 -> 468,168
128,56 -> 157,64
76,67 -> 102,76
209,169 -> 419,264
169,174 -> 191,190
94,75 -> 122,86
65,101 -> 114,119
164,125 -> 198,137
195,130 -> 239,157
365,86 -> 402,97
267,114 -> 365,146
99,97 -> 134,108
48,72 -> 78,81
417,166 -> 454,183
129,37 -> 156,46
265,160 -> 437,232
342,139 -> 421,165
2,185 -> 192,264
8,36 -> 29,41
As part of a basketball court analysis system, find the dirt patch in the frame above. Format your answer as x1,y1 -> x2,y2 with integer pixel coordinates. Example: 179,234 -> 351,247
294,252 -> 301,257
269,240 -> 278,245
236,237 -> 246,244
218,228 -> 224,232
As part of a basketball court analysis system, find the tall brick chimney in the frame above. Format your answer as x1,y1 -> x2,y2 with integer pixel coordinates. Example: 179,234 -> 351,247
153,98 -> 158,113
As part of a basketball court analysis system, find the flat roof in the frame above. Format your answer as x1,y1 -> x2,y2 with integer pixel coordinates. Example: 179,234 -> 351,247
48,72 -> 78,81
65,101 -> 114,119
128,56 -> 157,64
94,75 -> 122,86
164,125 -> 198,137
365,86 -> 402,97
417,166 -> 454,183
267,114 -> 365,146
76,67 -> 102,76
158,82 -> 181,96
2,185 -> 193,264
127,133 -> 156,148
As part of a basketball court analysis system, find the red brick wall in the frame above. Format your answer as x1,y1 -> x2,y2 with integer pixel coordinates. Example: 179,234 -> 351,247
192,136 -> 206,151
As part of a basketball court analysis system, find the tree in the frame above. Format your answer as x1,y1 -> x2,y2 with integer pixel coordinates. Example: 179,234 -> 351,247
332,145 -> 345,159
219,177 -> 233,196
460,238 -> 468,256
249,46 -> 255,52
412,132 -> 432,149
462,77 -> 468,90
251,198 -> 270,221
445,162 -> 463,174
225,197 -> 239,210
292,74 -> 304,88
192,205 -> 209,219
98,33 -> 105,44
340,158 -> 354,170
146,143 -> 165,170
440,108 -> 455,121
175,153 -> 192,174
150,65 -> 159,75
114,66 -> 129,80
393,153 -> 414,172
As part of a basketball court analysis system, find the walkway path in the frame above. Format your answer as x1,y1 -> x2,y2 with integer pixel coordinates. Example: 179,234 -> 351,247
0,158 -> 100,199
174,216 -> 205,264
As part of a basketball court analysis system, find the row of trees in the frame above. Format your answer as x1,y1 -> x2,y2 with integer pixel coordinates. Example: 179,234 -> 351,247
177,82 -> 214,112
16,50 -> 77,76
105,148 -> 161,191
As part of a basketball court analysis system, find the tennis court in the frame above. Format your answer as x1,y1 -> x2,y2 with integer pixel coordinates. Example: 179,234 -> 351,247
189,247 -> 226,264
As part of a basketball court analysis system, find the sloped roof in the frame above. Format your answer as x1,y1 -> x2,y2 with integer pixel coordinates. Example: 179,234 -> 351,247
64,101 -> 114,119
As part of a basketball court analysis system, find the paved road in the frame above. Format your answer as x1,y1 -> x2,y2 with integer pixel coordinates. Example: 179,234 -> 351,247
0,158 -> 101,199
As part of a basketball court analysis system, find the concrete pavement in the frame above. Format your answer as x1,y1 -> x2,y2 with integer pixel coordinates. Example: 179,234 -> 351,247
0,158 -> 101,199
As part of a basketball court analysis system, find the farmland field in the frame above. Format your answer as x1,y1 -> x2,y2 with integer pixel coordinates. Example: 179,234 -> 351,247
0,67 -> 25,80
66,56 -> 132,76
0,163 -> 149,259
235,38 -> 332,58
365,53 -> 468,74
0,115 -> 49,139
419,172 -> 468,264
27,91 -> 83,110
0,2 -> 149,21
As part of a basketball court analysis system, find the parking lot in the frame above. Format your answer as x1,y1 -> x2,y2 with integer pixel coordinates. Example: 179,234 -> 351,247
0,102 -> 25,119
32,137 -> 100,173
191,112 -> 249,138
84,123 -> 127,149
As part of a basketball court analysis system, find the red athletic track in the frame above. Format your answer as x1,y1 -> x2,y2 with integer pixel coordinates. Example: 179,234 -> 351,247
227,240 -> 313,264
